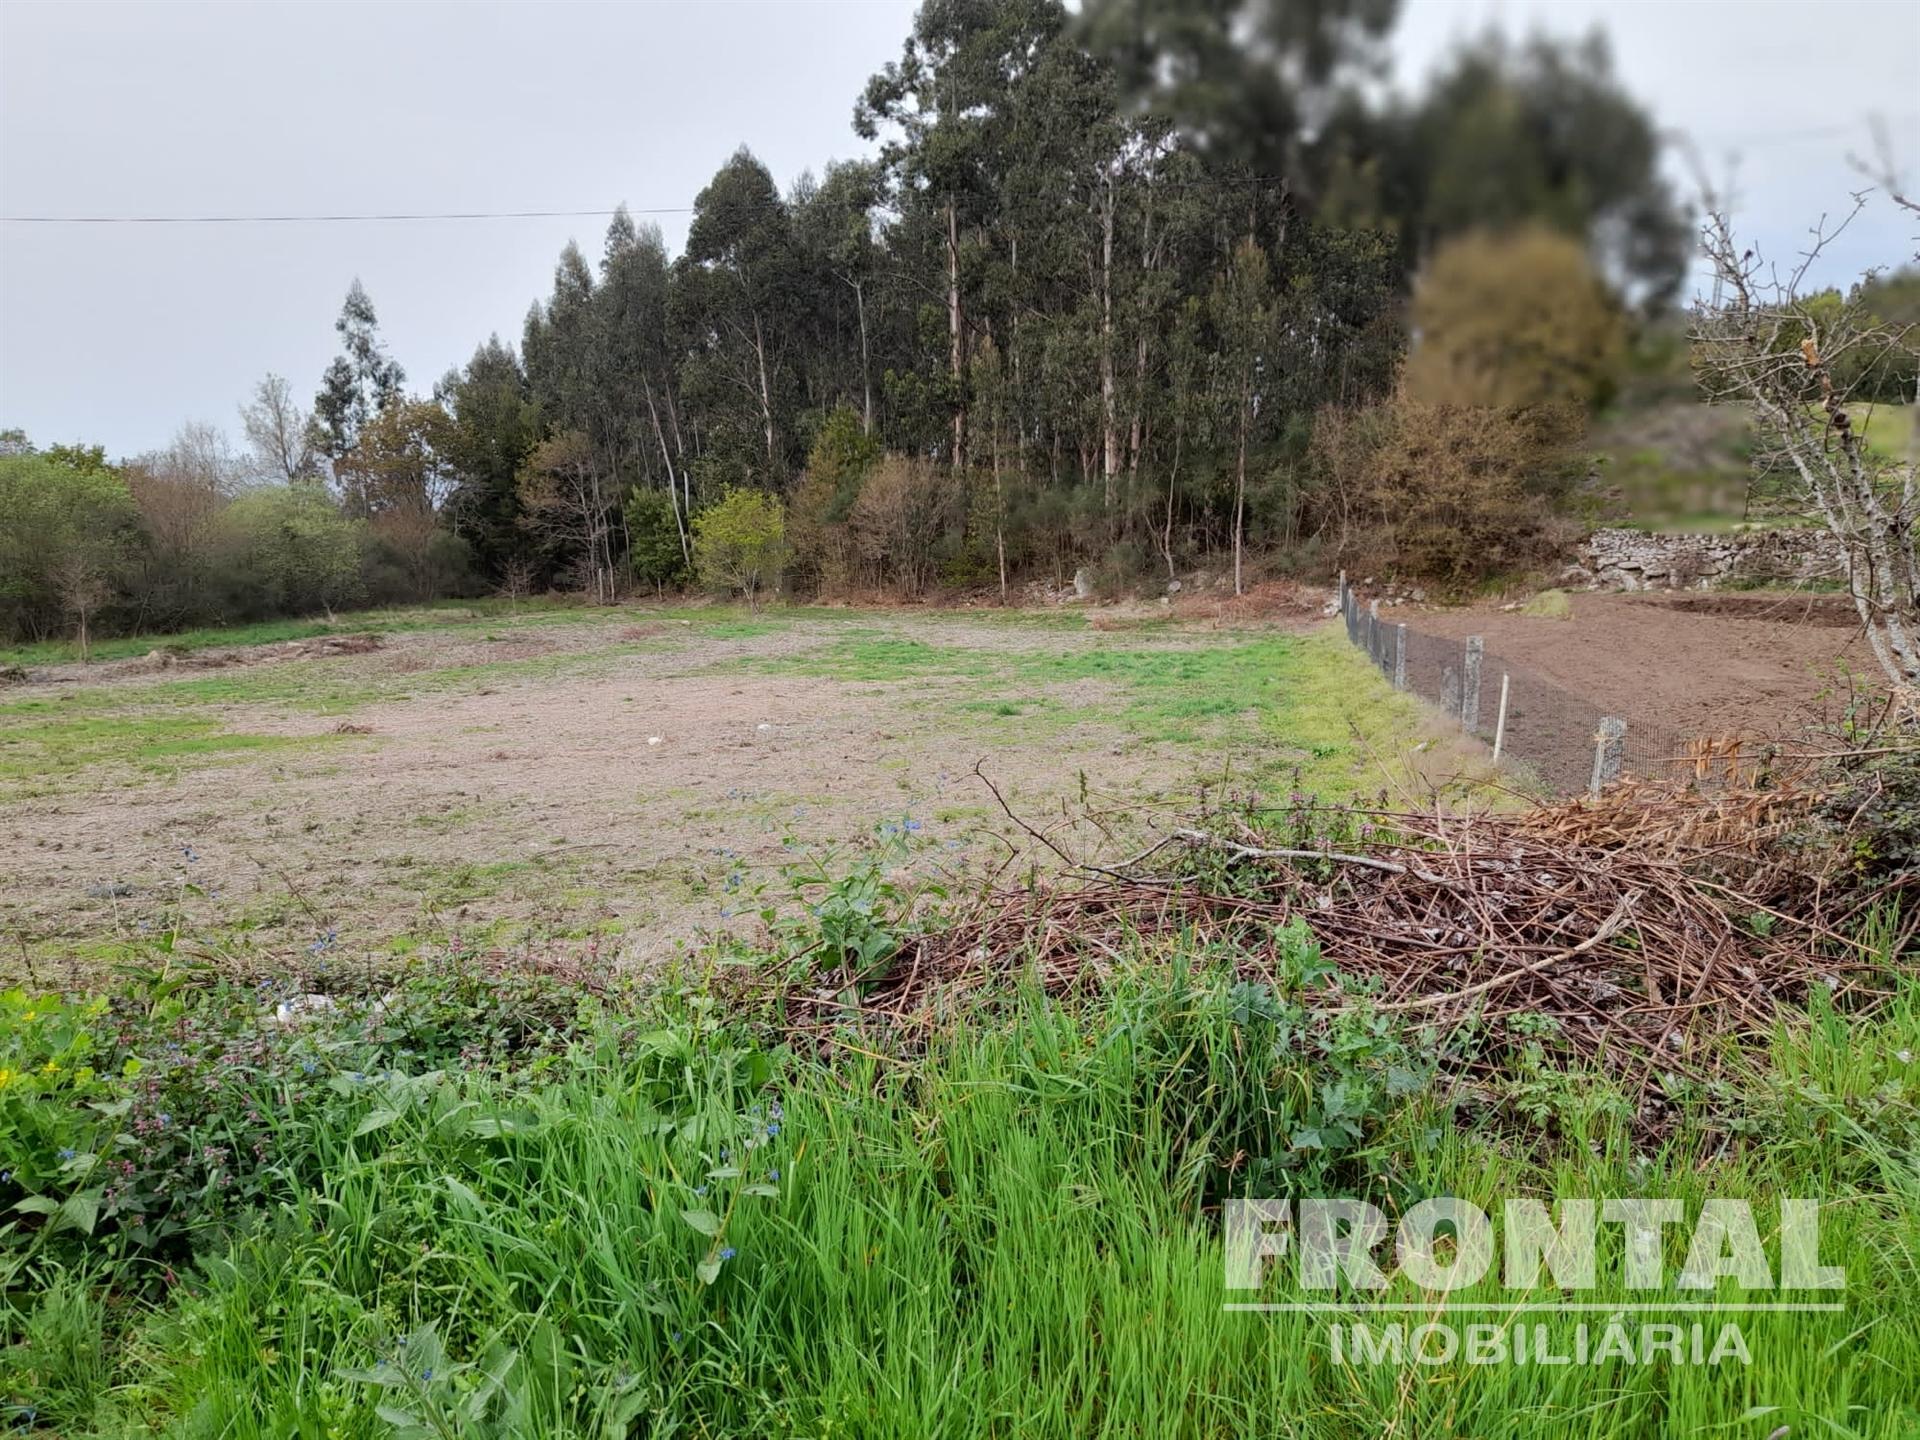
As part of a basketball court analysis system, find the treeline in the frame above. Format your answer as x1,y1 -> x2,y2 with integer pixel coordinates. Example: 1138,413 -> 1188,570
8,0 -> 1778,647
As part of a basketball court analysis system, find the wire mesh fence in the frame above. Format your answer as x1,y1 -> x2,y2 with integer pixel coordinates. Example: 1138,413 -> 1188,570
1338,576 -> 1741,795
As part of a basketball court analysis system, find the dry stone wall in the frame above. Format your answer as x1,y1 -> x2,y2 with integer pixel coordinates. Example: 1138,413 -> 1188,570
1577,527 -> 1845,591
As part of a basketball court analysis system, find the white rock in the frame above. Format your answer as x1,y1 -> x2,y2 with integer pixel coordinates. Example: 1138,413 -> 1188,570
270,993 -> 337,1026
647,736 -> 663,746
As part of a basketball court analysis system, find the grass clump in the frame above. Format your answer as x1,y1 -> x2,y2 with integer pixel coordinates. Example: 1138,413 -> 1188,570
1520,587 -> 1574,619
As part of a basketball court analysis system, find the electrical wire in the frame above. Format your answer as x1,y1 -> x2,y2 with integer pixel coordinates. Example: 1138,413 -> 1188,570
0,206 -> 692,225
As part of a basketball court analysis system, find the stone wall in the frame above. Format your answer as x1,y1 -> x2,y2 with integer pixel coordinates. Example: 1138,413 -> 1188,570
1576,527 -> 1846,591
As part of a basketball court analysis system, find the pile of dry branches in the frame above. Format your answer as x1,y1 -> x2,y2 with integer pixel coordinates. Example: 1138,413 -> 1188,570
775,775 -> 1913,1107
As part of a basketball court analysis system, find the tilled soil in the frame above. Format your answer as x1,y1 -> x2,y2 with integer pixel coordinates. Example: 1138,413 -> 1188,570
1385,590 -> 1872,790
1405,591 -> 1871,736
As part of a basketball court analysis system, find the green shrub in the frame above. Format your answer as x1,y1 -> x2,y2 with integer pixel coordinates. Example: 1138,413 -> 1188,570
693,489 -> 787,608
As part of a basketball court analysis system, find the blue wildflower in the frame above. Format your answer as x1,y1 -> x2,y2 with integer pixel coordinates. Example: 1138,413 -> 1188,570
718,1246 -> 736,1261
767,1169 -> 779,1183
58,1148 -> 76,1161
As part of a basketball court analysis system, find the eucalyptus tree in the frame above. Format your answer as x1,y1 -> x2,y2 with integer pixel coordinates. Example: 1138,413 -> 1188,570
440,336 -> 542,580
677,149 -> 803,482
310,279 -> 406,462
599,210 -> 693,562
790,161 -> 886,435
858,0 -> 1077,473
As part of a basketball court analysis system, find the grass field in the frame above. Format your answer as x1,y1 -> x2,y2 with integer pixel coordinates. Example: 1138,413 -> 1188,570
2,603 -> 1915,1438
0,602 -> 1467,979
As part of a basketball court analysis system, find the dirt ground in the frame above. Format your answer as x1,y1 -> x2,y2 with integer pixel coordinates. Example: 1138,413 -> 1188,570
8,586 -> 1861,977
1,607 -> 1326,981
1407,590 -> 1872,736
1384,589 -> 1874,790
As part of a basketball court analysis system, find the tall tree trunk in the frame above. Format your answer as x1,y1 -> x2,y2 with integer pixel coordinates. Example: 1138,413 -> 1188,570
1164,415 -> 1183,582
947,197 -> 967,472
1127,332 -> 1147,530
752,310 -> 775,469
1099,172 -> 1118,523
1233,382 -> 1249,598
643,376 -> 691,567
992,401 -> 1007,605
1010,234 -> 1026,450
666,382 -> 687,464
853,278 -> 873,436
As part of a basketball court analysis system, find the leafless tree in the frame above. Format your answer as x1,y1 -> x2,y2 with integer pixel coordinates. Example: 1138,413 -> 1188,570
240,373 -> 319,483
1850,116 -> 1920,223
120,423 -> 244,625
52,552 -> 111,662
495,556 -> 538,611
846,455 -> 963,595
519,430 -> 617,604
1693,199 -> 1920,691
149,421 -> 247,495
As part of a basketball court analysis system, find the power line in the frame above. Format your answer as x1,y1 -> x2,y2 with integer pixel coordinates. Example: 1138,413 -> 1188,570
0,206 -> 693,225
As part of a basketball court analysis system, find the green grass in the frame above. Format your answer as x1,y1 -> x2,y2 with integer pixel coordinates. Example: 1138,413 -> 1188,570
1521,588 -> 1574,620
0,705 -> 324,795
0,597 -> 638,668
9,949 -> 1917,1437
1854,403 -> 1915,465
750,623 -> 1458,798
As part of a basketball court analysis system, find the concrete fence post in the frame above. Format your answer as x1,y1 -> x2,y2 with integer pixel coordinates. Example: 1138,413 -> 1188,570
1589,716 -> 1627,797
1491,673 -> 1511,762
1461,636 -> 1484,734
1367,598 -> 1381,670
1393,623 -> 1407,690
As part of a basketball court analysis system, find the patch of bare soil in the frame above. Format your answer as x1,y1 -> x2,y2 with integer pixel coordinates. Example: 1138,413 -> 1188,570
0,616 -> 1214,978
1407,591 -> 1872,740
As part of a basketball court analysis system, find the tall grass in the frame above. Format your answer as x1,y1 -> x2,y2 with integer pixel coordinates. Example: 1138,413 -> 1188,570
12,948 -> 1916,1438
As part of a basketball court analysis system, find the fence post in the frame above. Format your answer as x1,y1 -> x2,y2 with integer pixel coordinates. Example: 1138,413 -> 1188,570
1589,716 -> 1626,797
1491,673 -> 1511,762
1393,623 -> 1407,691
1368,598 -> 1381,671
1461,636 -> 1484,734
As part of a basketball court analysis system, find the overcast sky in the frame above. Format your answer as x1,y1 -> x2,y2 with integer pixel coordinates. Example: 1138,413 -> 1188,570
2,0 -> 1915,460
